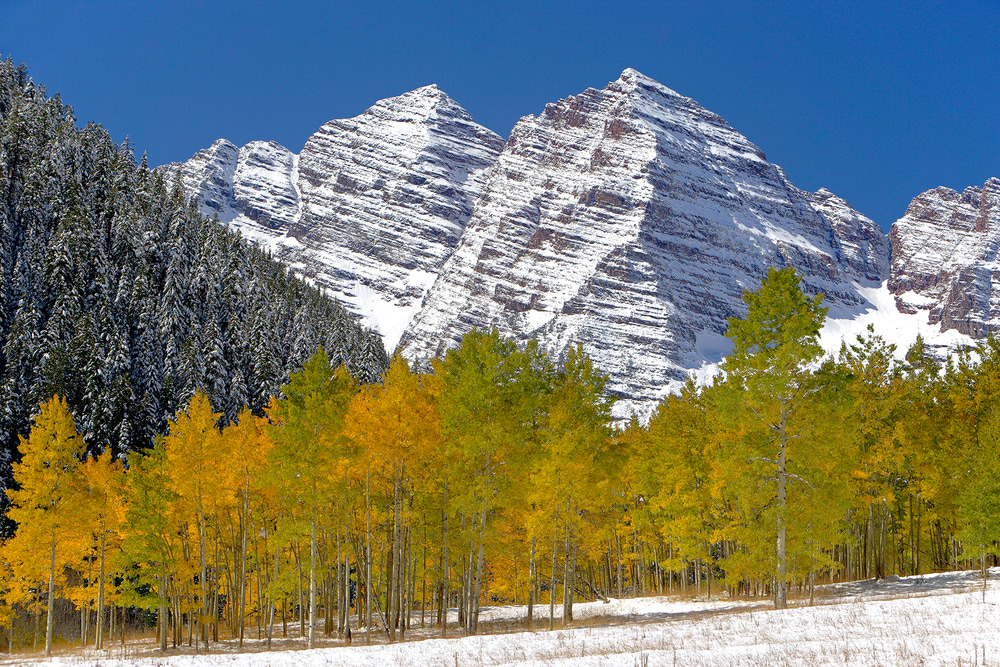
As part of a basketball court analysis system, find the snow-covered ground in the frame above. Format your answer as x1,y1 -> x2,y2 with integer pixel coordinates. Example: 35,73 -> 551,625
10,568 -> 999,666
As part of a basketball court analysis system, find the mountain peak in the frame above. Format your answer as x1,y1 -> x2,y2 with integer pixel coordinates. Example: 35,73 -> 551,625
613,67 -> 683,100
359,83 -> 473,125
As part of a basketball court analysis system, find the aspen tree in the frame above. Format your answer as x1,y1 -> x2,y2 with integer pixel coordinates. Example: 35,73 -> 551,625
527,346 -> 614,624
221,407 -> 273,647
636,381 -> 716,595
345,355 -> 441,641
161,391 -> 227,651
438,330 -> 549,634
952,339 -> 1000,598
78,449 -> 125,649
118,438 -> 176,652
720,268 -> 827,608
268,348 -> 356,649
6,395 -> 88,656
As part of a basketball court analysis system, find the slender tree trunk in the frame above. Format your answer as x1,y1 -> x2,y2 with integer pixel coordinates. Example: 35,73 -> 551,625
566,538 -> 577,624
389,480 -> 400,642
549,532 -> 558,631
83,555 -> 91,647
198,508 -> 209,651
267,544 -> 279,648
309,517 -> 317,649
366,464 -> 373,645
562,521 -> 571,626
239,479 -> 249,648
159,573 -> 168,652
422,520 -> 427,629
45,536 -> 56,656
441,478 -> 449,639
296,543 -> 304,638
527,536 -> 536,625
775,409 -> 788,609
96,532 -> 106,650
471,503 -> 487,634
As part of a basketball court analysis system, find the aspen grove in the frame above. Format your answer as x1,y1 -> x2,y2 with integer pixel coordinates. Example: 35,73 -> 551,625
3,268 -> 1000,656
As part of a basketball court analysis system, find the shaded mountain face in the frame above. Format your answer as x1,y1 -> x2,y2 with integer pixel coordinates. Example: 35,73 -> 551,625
889,178 -> 1000,338
400,69 -> 889,417
159,85 -> 504,350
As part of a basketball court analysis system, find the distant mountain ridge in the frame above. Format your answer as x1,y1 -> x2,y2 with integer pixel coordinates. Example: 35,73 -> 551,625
163,69 -> 991,418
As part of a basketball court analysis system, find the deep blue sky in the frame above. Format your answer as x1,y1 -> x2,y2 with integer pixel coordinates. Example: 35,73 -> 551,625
2,1 -> 997,230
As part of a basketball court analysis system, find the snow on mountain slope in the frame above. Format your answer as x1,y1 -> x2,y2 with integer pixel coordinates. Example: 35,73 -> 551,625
161,71 -> 995,420
159,86 -> 504,350
889,177 -> 1000,338
399,69 -> 892,419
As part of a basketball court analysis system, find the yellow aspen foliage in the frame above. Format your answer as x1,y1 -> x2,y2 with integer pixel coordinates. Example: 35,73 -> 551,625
5,395 -> 88,655
267,348 -> 357,648
161,390 -> 227,648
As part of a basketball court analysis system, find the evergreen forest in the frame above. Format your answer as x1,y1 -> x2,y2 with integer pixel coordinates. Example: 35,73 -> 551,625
0,57 -> 388,493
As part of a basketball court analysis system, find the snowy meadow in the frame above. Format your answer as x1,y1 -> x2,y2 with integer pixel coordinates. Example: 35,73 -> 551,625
7,568 -> 998,667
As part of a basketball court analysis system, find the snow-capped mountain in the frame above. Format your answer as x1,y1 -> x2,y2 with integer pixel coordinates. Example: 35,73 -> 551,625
163,69 -> 993,419
889,178 -> 1000,339
160,85 -> 504,350
400,69 -> 890,417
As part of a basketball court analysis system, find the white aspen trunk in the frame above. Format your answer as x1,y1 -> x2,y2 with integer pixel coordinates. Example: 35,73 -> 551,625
239,477 -> 249,648
388,479 -> 400,642
669,540 -> 674,593
344,548 -> 352,642
198,508 -> 208,652
160,573 -> 168,652
96,531 -> 106,649
335,532 -> 343,639
471,504 -> 487,634
401,525 -> 410,639
296,543 -> 304,638
441,478 -> 449,639
775,407 -> 788,609
45,536 -> 56,656
366,464 -> 373,645
527,536 -> 536,625
267,543 -> 279,648
562,522 -> 571,626
549,533 -> 558,631
309,518 -> 317,649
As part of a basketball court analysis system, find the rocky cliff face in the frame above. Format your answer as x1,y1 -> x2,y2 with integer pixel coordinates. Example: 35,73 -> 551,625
166,70 -> 1000,419
159,86 -> 504,349
889,177 -> 1000,338
400,69 -> 890,417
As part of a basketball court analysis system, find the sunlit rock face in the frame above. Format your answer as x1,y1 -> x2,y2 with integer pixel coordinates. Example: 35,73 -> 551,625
163,70 -> 900,420
159,86 -> 504,350
400,69 -> 889,419
889,177 -> 1000,338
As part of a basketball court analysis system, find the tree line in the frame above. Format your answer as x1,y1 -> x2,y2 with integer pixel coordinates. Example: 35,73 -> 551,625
4,267 -> 1000,656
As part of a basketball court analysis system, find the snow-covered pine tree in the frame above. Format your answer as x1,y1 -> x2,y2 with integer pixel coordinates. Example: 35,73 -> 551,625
0,57 -> 387,493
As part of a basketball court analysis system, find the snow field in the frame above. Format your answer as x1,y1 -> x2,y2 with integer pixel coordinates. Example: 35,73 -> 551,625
9,569 -> 999,666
